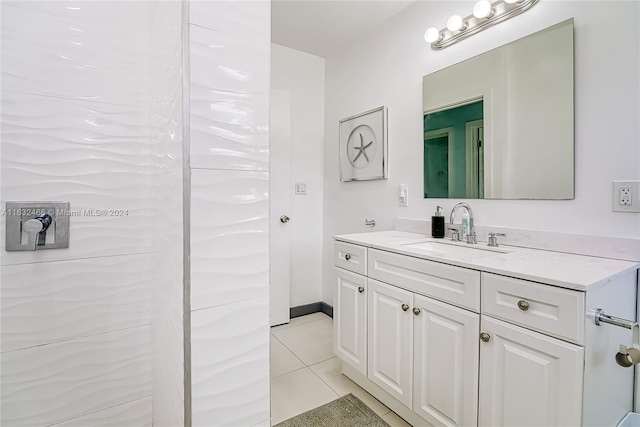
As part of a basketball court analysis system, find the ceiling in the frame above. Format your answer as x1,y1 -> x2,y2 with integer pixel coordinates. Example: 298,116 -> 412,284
271,0 -> 416,58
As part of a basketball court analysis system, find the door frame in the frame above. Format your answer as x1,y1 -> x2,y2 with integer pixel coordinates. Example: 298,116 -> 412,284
424,127 -> 454,197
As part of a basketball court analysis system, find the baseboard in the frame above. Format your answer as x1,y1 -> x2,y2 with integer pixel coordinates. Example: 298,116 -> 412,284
290,302 -> 333,319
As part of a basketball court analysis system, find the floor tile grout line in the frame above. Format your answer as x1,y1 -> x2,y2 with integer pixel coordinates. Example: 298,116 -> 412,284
306,359 -> 345,399
270,318 -> 334,367
269,364 -> 309,380
269,313 -> 394,423
270,333 -> 307,368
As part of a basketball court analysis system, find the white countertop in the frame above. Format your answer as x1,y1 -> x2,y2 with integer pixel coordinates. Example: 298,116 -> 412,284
334,231 -> 640,291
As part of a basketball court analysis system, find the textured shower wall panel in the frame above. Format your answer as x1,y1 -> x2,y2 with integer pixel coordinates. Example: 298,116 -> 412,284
191,297 -> 270,427
150,1 -> 185,426
0,2 -> 153,426
0,254 -> 151,353
0,2 -> 149,107
0,91 -> 154,263
190,169 -> 269,311
51,397 -> 152,427
1,326 -> 152,426
187,1 -> 271,425
189,22 -> 269,171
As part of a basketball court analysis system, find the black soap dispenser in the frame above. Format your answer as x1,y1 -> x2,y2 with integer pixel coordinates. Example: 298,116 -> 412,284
432,206 -> 445,238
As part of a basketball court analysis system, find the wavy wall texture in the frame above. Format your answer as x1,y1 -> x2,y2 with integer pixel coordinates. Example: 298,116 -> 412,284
191,169 -> 269,311
1,254 -> 151,353
1,327 -> 152,426
188,2 -> 271,426
51,397 -> 152,427
191,297 -> 270,426
0,2 -> 155,425
149,1 -> 185,426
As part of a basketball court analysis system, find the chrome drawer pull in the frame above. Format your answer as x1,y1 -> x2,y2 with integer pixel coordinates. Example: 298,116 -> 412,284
345,253 -> 351,261
517,300 -> 530,311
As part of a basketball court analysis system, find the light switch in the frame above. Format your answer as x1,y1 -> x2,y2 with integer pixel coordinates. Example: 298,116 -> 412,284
295,182 -> 307,195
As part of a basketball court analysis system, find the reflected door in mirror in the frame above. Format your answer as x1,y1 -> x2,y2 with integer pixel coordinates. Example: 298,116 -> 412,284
424,100 -> 483,198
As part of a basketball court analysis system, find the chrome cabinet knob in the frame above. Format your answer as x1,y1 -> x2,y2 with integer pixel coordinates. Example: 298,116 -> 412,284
358,286 -> 364,293
480,332 -> 491,342
517,300 -> 530,311
413,307 -> 421,315
402,304 -> 409,312
280,215 -> 290,223
345,253 -> 351,261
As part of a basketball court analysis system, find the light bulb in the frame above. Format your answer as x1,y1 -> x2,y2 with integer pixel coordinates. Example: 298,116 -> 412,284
447,15 -> 465,32
424,27 -> 441,43
505,0 -> 519,3
473,0 -> 493,18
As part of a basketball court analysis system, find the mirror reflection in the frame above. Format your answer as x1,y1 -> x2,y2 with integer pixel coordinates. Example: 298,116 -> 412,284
423,19 -> 574,200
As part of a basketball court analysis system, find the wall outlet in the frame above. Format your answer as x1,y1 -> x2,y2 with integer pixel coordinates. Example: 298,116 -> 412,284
613,181 -> 640,213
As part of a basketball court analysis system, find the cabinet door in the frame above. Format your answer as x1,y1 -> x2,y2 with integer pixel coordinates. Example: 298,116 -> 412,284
368,278 -> 413,408
479,316 -> 584,427
413,295 -> 479,427
334,268 -> 367,375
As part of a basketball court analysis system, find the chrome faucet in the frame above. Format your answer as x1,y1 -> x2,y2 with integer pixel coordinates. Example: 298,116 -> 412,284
449,202 -> 476,244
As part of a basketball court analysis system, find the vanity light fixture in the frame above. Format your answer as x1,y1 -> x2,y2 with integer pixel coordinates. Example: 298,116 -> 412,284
446,15 -> 466,32
473,0 -> 494,19
425,0 -> 539,50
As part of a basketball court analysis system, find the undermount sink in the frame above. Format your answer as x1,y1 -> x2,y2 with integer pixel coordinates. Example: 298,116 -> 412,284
401,240 -> 507,259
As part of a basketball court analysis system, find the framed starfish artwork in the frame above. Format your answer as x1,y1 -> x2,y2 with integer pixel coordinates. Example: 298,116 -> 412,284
339,106 -> 388,181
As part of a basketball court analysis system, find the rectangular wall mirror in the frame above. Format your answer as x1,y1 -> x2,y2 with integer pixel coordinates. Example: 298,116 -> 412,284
423,19 -> 574,200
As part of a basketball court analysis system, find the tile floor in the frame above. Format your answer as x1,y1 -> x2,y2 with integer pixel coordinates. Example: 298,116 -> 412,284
270,312 -> 412,426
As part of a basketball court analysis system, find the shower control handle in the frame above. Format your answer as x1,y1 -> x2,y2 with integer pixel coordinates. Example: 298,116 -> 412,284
23,214 -> 52,250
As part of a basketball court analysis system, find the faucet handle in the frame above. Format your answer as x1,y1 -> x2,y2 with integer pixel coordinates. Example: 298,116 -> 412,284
466,232 -> 477,245
448,228 -> 461,242
487,232 -> 506,247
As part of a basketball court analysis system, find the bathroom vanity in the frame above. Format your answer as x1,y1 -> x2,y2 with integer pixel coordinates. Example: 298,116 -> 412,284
333,231 -> 639,427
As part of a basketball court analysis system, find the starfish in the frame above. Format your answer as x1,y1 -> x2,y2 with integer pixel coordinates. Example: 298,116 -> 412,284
352,133 -> 374,163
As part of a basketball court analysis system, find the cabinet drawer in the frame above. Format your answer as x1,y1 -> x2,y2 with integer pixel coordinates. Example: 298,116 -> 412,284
334,241 -> 367,275
368,248 -> 480,312
481,272 -> 585,344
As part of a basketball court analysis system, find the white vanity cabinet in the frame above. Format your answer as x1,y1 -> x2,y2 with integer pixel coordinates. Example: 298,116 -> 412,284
334,234 -> 638,427
334,268 -> 367,375
478,316 -> 584,426
412,292 -> 480,426
334,241 -> 368,376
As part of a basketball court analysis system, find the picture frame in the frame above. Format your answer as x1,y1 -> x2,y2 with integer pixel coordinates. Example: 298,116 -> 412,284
339,106 -> 388,182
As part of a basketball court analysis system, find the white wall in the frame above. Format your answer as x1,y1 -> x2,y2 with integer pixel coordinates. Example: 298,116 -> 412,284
1,1 -> 155,424
187,2 -> 271,426
271,44 -> 325,307
150,2 -> 184,426
322,1 -> 640,304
